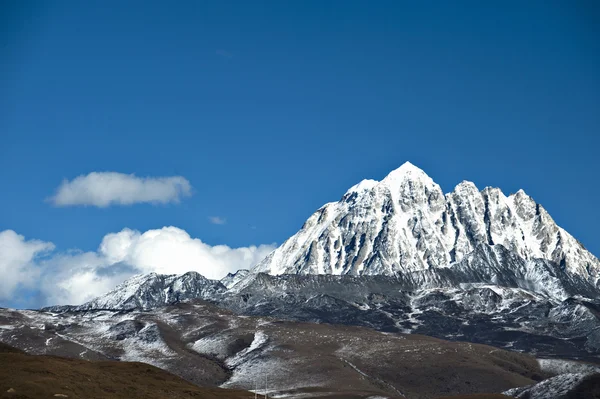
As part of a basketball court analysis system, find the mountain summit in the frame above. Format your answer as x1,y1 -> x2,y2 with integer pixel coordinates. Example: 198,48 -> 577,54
254,163 -> 599,287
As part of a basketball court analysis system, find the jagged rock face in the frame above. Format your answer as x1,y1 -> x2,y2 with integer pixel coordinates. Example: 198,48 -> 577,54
254,162 -> 600,284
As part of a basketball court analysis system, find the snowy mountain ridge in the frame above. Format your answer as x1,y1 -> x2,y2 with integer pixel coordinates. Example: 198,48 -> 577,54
46,271 -> 227,311
253,162 -> 599,286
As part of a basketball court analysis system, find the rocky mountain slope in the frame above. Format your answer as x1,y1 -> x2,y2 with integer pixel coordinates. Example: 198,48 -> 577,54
254,162 -> 599,290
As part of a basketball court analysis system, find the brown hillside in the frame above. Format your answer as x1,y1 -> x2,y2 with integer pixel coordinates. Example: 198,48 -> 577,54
0,344 -> 253,399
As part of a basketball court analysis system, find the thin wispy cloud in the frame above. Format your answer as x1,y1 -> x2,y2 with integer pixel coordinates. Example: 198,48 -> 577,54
216,49 -> 234,59
209,216 -> 227,225
0,227 -> 276,306
49,172 -> 192,207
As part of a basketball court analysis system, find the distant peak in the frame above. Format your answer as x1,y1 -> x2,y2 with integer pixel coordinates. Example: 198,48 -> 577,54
509,188 -> 536,206
182,271 -> 202,278
514,189 -> 528,197
507,188 -> 532,200
453,180 -> 479,193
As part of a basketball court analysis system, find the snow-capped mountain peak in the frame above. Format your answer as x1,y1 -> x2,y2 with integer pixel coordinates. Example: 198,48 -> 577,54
380,161 -> 435,186
253,162 -> 599,290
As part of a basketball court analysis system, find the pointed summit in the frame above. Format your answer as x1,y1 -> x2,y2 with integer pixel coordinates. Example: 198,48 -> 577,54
381,161 -> 436,189
452,180 -> 479,194
391,161 -> 425,174
511,188 -> 530,199
344,163 -> 431,196
254,160 -> 599,283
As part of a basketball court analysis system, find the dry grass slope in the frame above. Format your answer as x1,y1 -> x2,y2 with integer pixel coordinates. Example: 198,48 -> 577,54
0,343 -> 253,399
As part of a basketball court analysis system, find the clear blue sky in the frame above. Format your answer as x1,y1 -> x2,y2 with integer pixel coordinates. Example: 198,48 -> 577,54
1,1 -> 599,259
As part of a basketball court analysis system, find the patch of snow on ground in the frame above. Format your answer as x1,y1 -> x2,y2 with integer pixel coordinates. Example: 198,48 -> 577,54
226,330 -> 268,368
271,393 -> 351,398
221,357 -> 286,390
119,325 -> 175,366
339,358 -> 369,378
191,333 -> 233,359
504,373 -> 589,398
223,354 -> 330,396
538,358 -> 600,375
257,318 -> 272,327
180,320 -> 218,339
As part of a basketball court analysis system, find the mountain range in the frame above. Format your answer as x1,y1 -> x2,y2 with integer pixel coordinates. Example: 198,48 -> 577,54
4,162 -> 600,398
255,162 -> 598,287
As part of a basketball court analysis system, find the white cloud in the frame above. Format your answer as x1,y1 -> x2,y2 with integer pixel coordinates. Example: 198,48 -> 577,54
49,172 -> 192,207
0,227 -> 276,307
96,227 -> 274,279
0,230 -> 54,300
209,216 -> 227,225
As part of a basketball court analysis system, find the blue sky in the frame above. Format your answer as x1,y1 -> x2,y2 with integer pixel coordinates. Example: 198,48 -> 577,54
1,1 -> 599,307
